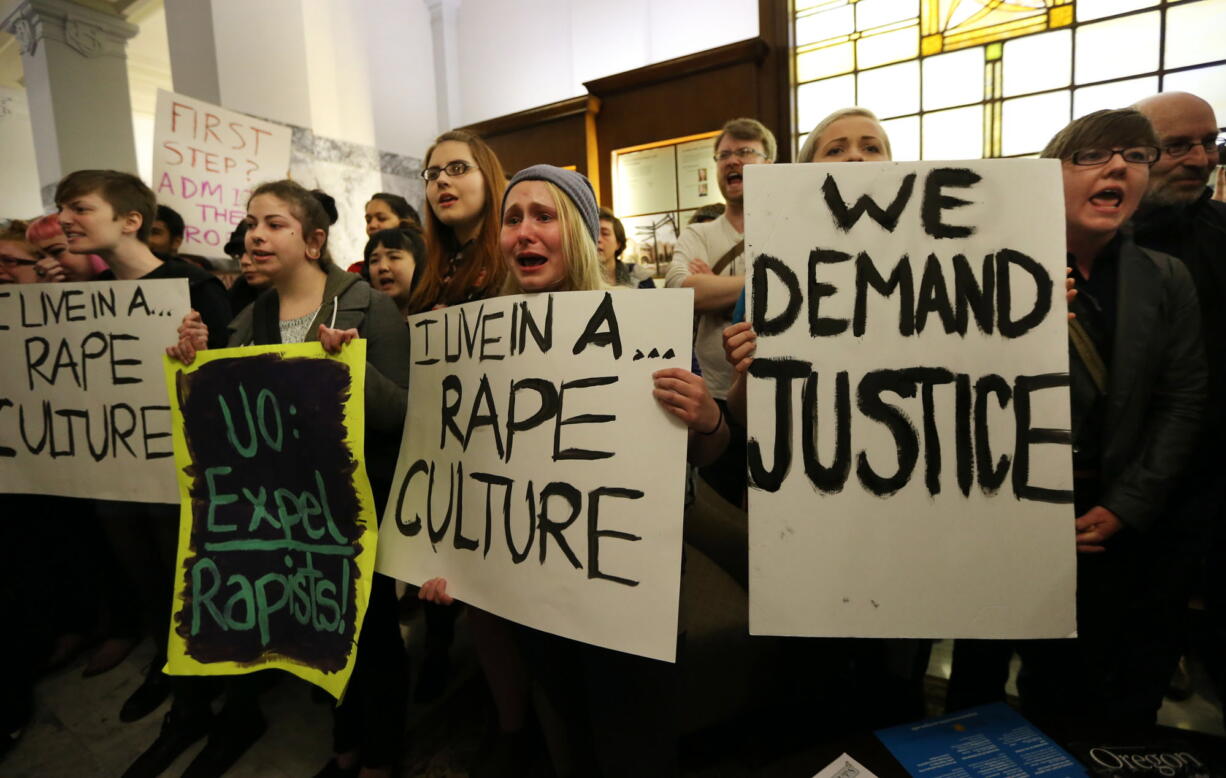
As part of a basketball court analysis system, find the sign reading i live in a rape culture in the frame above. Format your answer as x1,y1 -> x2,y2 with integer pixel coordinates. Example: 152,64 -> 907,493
743,159 -> 1076,640
376,290 -> 693,662
152,89 -> 292,258
163,342 -> 377,699
0,279 -> 188,503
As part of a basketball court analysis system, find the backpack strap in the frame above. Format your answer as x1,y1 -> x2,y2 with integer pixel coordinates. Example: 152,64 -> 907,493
1069,317 -> 1108,395
710,240 -> 745,277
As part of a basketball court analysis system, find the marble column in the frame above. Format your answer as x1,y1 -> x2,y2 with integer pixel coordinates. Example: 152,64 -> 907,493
427,0 -> 460,132
162,0 -> 220,105
2,0 -> 139,205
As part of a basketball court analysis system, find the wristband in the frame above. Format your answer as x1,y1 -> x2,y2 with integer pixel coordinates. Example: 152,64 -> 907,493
699,403 -> 725,436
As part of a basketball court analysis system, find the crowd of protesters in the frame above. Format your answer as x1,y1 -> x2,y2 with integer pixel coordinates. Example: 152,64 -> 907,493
1,89 -> 1223,778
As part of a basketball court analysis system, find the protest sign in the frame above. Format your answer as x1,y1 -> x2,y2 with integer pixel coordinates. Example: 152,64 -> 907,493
743,160 -> 1075,639
0,280 -> 188,503
152,89 -> 292,258
376,290 -> 692,662
163,342 -> 377,699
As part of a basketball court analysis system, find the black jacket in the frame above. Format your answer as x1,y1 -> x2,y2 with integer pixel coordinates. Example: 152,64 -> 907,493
1132,188 -> 1226,462
99,256 -> 232,349
1069,235 -> 1206,533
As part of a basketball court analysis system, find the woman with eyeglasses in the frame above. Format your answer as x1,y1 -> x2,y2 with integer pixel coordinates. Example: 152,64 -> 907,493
0,226 -> 41,284
400,130 -> 530,770
1010,108 -> 1206,727
407,130 -> 508,314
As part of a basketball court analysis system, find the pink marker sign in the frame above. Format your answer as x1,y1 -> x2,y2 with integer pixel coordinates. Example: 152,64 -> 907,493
151,90 -> 292,258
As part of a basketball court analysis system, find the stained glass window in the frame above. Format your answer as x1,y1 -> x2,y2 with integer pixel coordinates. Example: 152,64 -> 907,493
792,0 -> 1225,161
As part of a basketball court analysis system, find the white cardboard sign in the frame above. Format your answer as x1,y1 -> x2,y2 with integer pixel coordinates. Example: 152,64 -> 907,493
152,89 -> 292,258
376,290 -> 693,662
743,160 -> 1076,639
0,280 -> 189,503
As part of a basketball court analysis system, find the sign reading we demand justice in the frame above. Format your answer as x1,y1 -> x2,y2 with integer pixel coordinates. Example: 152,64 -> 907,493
153,89 -> 292,258
376,290 -> 693,662
743,160 -> 1076,639
0,280 -> 187,503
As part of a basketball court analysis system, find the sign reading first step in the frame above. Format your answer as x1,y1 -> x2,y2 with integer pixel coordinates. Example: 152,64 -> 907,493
152,89 -> 292,259
743,159 -> 1076,640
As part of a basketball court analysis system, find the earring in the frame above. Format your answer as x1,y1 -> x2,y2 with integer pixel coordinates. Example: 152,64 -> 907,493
307,249 -> 319,259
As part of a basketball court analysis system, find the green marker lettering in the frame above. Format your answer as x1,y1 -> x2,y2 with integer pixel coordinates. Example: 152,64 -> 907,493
205,466 -> 237,532
191,558 -> 226,636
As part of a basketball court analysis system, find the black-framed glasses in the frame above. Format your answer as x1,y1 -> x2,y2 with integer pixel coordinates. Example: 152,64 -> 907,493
0,254 -> 38,268
421,160 -> 474,181
1160,135 -> 1225,159
713,147 -> 767,162
1070,146 -> 1160,166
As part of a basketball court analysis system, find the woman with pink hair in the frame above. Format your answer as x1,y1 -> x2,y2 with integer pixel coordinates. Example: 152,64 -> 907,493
25,213 -> 107,282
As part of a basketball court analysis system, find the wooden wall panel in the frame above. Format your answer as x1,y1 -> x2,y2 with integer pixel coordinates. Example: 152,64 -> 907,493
461,96 -> 595,181
586,39 -> 772,206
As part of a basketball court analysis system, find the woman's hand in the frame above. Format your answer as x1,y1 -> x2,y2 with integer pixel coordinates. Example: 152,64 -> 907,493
418,577 -> 454,606
318,325 -> 359,354
1065,267 -> 1077,320
652,368 -> 721,433
166,310 -> 209,365
33,257 -> 66,283
723,322 -> 756,374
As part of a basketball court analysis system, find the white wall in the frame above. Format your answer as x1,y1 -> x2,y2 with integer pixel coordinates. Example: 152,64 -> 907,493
0,86 -> 44,218
212,0 -> 314,128
207,0 -> 437,156
357,0 -> 439,157
301,0 -> 377,150
453,0 -> 759,126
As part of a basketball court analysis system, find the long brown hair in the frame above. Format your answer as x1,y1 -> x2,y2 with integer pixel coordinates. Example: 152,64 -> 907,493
408,130 -> 507,313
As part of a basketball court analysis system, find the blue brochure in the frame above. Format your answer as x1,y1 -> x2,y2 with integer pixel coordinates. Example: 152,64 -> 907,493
876,703 -> 1086,778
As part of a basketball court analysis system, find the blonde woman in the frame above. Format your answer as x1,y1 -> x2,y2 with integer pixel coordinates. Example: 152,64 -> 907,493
423,165 -> 724,776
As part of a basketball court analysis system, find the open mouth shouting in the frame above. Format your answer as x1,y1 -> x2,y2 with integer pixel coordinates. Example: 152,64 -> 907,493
515,251 -> 548,269
1089,186 -> 1124,210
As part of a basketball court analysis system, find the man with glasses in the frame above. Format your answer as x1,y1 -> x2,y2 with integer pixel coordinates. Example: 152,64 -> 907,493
1133,90 -> 1226,720
666,117 -> 776,505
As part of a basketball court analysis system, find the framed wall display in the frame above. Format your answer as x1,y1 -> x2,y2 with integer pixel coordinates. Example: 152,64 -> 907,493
612,131 -> 724,276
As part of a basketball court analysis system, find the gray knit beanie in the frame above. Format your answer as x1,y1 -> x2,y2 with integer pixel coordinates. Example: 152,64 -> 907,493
502,164 -> 600,243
